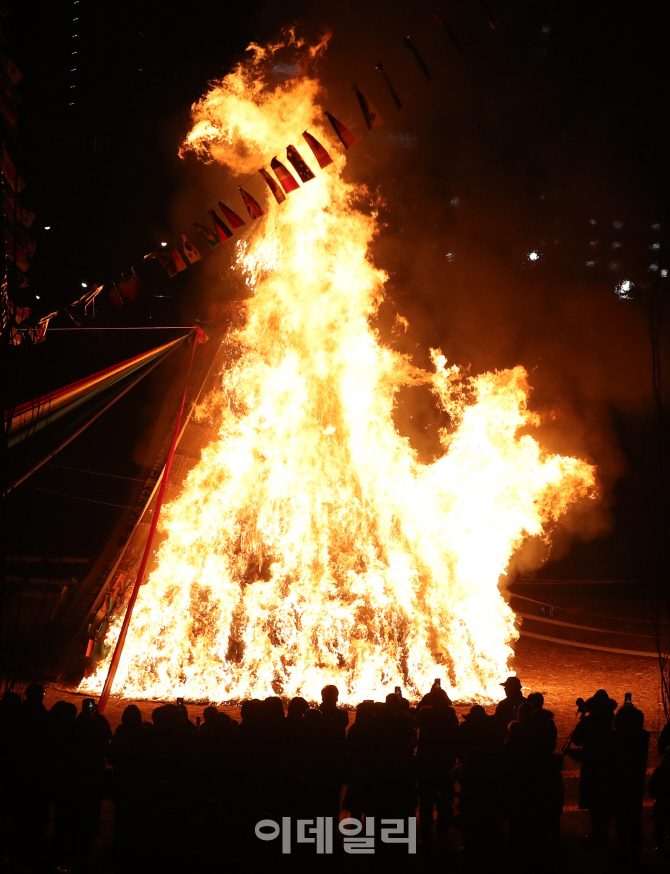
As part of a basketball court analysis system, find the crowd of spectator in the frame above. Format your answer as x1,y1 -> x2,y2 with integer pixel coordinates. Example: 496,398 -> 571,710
0,677 -> 668,873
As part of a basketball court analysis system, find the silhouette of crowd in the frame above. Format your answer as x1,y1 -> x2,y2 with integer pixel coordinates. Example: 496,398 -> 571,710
0,678 -> 667,873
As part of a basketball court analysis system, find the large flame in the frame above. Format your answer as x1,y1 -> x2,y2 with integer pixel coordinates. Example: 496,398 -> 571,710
81,37 -> 596,705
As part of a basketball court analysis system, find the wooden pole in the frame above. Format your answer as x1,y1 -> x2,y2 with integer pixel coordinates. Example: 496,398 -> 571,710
97,335 -> 197,713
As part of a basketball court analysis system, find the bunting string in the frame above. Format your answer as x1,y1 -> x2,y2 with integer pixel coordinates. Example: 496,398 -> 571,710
3,8 -> 473,347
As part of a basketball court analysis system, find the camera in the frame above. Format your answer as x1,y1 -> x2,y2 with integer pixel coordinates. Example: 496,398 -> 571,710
433,678 -> 441,688
576,697 -> 587,714
624,692 -> 632,706
394,686 -> 402,696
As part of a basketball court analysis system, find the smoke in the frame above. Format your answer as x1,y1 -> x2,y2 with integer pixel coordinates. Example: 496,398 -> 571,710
165,0 -> 667,579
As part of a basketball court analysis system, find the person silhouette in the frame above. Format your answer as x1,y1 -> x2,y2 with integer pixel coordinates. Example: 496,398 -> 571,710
494,676 -> 527,729
567,689 -> 617,841
612,703 -> 649,862
650,750 -> 670,855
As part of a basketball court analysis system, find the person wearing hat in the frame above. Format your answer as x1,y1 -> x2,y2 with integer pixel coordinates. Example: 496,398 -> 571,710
567,689 -> 618,840
494,676 -> 527,730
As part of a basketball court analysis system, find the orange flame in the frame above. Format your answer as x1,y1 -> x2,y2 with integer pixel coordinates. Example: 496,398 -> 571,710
80,38 -> 596,705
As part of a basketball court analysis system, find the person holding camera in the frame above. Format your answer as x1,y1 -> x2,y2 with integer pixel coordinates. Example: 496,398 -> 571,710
565,689 -> 618,841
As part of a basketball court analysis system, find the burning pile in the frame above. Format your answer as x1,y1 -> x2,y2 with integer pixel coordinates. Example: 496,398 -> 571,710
81,37 -> 596,705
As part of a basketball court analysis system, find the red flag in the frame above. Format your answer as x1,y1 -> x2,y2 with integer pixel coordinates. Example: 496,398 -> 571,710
181,234 -> 202,264
286,145 -> 315,183
171,248 -> 188,273
193,222 -> 219,249
302,131 -> 333,168
353,86 -> 383,131
119,273 -> 140,299
270,157 -> 300,193
209,210 -> 233,242
144,251 -> 177,277
325,112 -> 357,149
258,168 -> 286,204
218,201 -> 246,229
239,187 -> 264,220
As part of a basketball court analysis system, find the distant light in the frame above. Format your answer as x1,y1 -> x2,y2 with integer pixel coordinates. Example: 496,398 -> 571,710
609,262 -> 620,271
35,295 -> 41,300
611,241 -> 621,249
539,194 -> 545,200
71,68 -> 76,72
69,102 -> 75,105
589,240 -> 598,247
586,260 -> 595,267
44,226 -> 51,230
615,279 -> 633,299
612,220 -> 623,229
70,85 -> 75,88
651,242 -> 660,250
445,252 -> 454,262
160,241 -> 168,247
652,223 -> 660,230
72,52 -> 77,54
81,282 -> 88,288
541,25 -> 551,34
649,263 -> 659,272
589,219 -> 597,225
662,269 -> 668,277
450,197 -> 460,206
528,251 -> 539,261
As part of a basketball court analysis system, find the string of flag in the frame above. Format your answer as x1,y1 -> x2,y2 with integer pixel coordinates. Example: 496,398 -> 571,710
2,4 -> 492,347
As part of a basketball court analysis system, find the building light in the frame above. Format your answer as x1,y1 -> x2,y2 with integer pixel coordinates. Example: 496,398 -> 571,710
81,282 -> 88,288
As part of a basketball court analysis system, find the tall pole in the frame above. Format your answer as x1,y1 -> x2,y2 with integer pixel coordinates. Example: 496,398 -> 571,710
98,335 -> 197,712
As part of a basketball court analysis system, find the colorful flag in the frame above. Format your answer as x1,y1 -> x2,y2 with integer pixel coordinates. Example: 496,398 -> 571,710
109,286 -> 124,306
144,251 -> 178,277
434,10 -> 464,55
209,210 -> 233,242
270,157 -> 300,193
218,201 -> 246,229
375,63 -> 403,109
353,86 -> 383,131
258,168 -> 286,204
239,187 -> 264,220
302,131 -> 333,169
286,145 -> 316,183
119,273 -> 140,299
193,221 -> 219,249
404,37 -> 432,80
171,248 -> 188,273
181,234 -> 202,264
2,148 -> 24,192
325,112 -> 358,149
28,320 -> 49,343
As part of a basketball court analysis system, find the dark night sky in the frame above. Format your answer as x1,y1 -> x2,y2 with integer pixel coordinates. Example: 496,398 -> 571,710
3,0 -> 669,582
